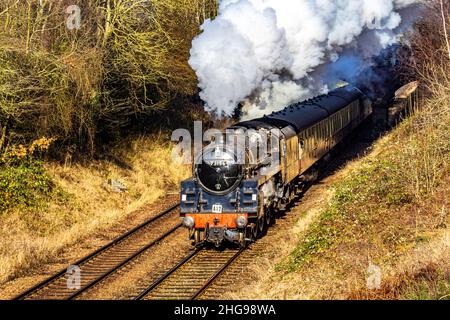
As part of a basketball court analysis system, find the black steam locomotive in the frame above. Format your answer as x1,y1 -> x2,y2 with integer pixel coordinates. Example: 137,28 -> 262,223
180,85 -> 373,247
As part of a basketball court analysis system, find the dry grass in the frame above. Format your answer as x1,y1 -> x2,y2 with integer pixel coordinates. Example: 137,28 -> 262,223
0,135 -> 190,284
230,112 -> 449,299
349,227 -> 450,300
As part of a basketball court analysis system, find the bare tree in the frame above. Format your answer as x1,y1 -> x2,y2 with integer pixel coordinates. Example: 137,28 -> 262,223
0,0 -> 217,154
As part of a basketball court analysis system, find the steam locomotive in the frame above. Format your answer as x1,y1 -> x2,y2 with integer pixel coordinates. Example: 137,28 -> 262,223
180,85 -> 373,247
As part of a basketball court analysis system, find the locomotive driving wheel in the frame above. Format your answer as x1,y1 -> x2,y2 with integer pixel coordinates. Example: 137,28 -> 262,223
265,206 -> 273,226
251,222 -> 259,240
245,224 -> 254,244
258,216 -> 265,234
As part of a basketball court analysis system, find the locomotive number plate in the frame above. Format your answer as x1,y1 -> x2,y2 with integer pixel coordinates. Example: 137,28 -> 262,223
212,204 -> 223,214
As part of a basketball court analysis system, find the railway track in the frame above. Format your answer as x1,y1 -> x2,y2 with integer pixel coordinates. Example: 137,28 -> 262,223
135,248 -> 244,300
14,202 -> 181,300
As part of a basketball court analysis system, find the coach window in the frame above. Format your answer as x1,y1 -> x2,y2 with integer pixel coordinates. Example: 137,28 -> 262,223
335,113 -> 339,132
320,123 -> 324,143
330,117 -> 333,135
267,133 -> 272,157
313,126 -> 318,150
330,114 -> 336,135
299,140 -> 304,159
281,139 -> 286,157
256,140 -> 260,162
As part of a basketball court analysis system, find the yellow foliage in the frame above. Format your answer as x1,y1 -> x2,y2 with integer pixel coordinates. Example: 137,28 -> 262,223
1,137 -> 55,163
28,137 -> 55,154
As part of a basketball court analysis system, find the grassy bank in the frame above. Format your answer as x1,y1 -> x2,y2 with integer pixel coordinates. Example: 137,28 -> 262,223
284,104 -> 449,269
0,135 -> 189,284
277,100 -> 449,297
230,96 -> 449,300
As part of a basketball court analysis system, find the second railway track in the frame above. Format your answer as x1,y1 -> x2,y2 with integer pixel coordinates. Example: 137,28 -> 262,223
135,248 -> 244,300
14,202 -> 182,300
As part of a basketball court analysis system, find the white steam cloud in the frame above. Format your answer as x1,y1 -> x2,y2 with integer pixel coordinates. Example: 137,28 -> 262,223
189,0 -> 420,119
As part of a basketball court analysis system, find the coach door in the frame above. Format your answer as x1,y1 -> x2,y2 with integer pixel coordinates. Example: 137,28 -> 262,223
280,138 -> 287,182
285,135 -> 300,183
298,137 -> 305,173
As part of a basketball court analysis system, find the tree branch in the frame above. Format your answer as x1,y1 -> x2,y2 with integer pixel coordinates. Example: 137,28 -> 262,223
440,0 -> 450,59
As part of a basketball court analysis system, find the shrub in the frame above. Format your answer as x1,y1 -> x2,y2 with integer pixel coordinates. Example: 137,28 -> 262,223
0,137 -> 60,212
0,160 -> 54,212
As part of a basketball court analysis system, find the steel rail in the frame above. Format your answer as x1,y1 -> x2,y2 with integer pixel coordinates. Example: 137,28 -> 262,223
190,248 -> 244,300
14,202 -> 180,300
68,222 -> 182,299
133,249 -> 200,300
134,248 -> 244,300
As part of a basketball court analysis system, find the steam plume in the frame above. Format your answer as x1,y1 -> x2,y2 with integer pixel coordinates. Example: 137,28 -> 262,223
189,0 -> 421,119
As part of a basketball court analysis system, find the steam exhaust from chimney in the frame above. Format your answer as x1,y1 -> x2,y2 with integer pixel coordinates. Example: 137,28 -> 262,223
189,0 -> 421,119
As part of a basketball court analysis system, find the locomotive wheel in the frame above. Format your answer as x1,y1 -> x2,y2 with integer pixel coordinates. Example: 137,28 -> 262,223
265,208 -> 273,226
258,217 -> 265,234
193,229 -> 201,245
246,225 -> 254,243
251,222 -> 259,240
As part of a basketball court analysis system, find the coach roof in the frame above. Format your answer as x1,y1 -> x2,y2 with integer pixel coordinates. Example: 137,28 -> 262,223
256,85 -> 363,133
